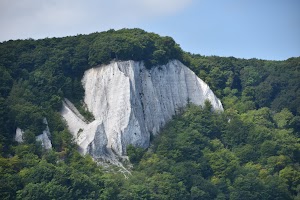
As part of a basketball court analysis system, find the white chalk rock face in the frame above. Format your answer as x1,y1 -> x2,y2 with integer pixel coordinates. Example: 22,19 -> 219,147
36,118 -> 52,150
15,128 -> 24,143
61,60 -> 223,158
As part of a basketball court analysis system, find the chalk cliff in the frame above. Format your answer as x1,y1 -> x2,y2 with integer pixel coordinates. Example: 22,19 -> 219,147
61,60 -> 223,159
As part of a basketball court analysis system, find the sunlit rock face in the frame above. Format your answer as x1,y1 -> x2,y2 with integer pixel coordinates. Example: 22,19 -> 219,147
61,60 -> 223,159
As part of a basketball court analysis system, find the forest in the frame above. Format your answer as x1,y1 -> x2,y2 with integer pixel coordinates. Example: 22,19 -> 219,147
0,28 -> 299,199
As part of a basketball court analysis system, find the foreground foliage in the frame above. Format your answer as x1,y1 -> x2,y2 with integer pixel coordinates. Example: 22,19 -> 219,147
127,104 -> 300,199
0,29 -> 299,199
1,104 -> 299,199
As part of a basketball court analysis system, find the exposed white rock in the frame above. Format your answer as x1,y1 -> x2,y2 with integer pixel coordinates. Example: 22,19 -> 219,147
15,118 -> 52,150
61,100 -> 103,154
61,60 -> 223,159
36,132 -> 52,149
15,127 -> 24,143
36,118 -> 52,150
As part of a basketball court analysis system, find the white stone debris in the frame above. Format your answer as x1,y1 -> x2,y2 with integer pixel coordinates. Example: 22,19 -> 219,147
61,60 -> 223,160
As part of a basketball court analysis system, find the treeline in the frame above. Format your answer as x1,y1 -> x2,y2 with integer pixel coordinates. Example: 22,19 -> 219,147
0,29 -> 299,199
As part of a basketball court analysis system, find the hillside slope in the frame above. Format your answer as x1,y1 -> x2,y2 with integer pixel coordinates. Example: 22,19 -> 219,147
0,29 -> 299,199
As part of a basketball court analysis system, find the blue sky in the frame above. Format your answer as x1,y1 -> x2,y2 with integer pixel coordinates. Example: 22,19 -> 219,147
0,0 -> 299,60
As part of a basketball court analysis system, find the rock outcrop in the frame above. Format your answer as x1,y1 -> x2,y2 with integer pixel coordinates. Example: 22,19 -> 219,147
15,118 -> 52,150
15,128 -> 24,143
61,60 -> 223,159
36,118 -> 52,149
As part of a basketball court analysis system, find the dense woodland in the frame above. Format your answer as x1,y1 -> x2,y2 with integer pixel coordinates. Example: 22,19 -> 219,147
0,28 -> 299,199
